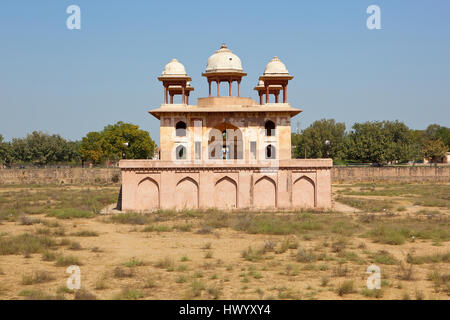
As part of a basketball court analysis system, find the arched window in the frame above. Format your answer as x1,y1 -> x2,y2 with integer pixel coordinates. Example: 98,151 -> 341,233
266,144 -> 276,159
176,145 -> 186,159
265,120 -> 275,136
175,121 -> 187,137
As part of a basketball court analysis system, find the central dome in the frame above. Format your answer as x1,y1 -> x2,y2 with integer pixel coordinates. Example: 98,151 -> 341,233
205,44 -> 243,73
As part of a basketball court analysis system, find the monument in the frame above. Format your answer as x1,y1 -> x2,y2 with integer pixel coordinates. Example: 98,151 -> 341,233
119,44 -> 332,211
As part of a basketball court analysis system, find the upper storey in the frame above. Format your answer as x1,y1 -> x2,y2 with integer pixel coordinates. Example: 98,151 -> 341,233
152,44 -> 300,118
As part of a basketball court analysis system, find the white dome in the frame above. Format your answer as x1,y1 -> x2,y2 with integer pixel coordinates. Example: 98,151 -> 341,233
263,56 -> 289,75
162,59 -> 187,76
205,44 -> 243,73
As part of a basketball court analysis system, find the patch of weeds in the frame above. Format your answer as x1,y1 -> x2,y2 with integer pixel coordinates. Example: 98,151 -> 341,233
55,254 -> 82,267
371,250 -> 398,265
71,230 -> 99,237
397,262 -> 414,281
241,246 -> 264,262
74,289 -> 97,300
110,213 -> 149,225
361,288 -> 383,298
336,280 -> 355,296
0,233 -> 55,255
124,257 -> 146,267
296,247 -> 317,263
69,241 -> 82,251
406,252 -> 450,265
155,257 -> 175,270
115,287 -> 144,300
22,271 -> 54,285
47,208 -> 95,219
113,267 -> 134,278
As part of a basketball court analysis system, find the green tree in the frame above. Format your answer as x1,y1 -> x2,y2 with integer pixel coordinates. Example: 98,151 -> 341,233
79,122 -> 155,164
292,119 -> 346,160
345,121 -> 415,164
9,132 -> 80,165
423,138 -> 447,162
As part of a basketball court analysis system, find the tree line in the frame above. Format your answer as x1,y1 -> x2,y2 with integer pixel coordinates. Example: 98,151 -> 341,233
0,120 -> 448,167
292,120 -> 449,164
0,122 -> 156,167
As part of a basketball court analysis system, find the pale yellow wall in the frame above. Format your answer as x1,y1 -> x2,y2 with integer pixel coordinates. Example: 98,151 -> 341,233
159,112 -> 293,162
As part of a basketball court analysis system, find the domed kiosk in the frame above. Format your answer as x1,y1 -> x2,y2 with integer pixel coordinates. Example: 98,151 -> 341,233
119,45 -> 332,211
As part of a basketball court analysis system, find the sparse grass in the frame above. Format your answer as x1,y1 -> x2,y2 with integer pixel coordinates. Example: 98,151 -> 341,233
113,267 -> 134,278
142,225 -> 172,232
71,230 -> 99,237
241,246 -> 264,262
55,254 -> 82,267
74,289 -> 97,300
22,271 -> 54,285
94,273 -> 109,290
406,252 -> 450,265
124,257 -> 146,267
155,257 -> 175,270
0,233 -> 55,255
69,241 -> 82,250
397,262 -> 414,281
115,287 -> 144,300
47,208 -> 95,219
336,280 -> 355,296
361,288 -> 383,298
370,250 -> 398,265
296,247 -> 317,263
110,213 -> 150,225
336,196 -> 395,212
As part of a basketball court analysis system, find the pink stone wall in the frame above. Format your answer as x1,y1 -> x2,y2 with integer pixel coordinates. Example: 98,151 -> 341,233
119,159 -> 332,211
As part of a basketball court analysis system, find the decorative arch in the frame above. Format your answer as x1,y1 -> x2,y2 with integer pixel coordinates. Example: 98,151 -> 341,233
176,145 -> 186,159
265,120 -> 276,136
253,175 -> 277,208
292,176 -> 315,208
137,177 -> 159,211
214,176 -> 238,209
266,144 -> 276,159
175,121 -> 187,137
175,176 -> 199,209
208,123 -> 243,160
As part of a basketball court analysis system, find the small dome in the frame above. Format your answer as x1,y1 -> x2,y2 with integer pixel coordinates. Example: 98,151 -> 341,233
263,56 -> 289,75
205,44 -> 243,73
162,59 -> 187,76
256,80 -> 264,87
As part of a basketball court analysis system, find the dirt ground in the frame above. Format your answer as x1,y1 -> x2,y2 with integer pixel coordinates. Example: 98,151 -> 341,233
0,183 -> 449,300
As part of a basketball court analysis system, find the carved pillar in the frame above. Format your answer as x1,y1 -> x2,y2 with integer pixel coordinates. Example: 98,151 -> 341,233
283,83 -> 287,103
182,84 -> 186,104
164,84 -> 168,104
229,80 -> 232,96
217,79 -> 220,96
238,80 -> 241,97
265,84 -> 269,104
275,92 -> 279,103
208,80 -> 211,97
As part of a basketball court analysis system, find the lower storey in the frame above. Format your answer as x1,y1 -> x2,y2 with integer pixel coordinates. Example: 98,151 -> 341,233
119,160 -> 332,211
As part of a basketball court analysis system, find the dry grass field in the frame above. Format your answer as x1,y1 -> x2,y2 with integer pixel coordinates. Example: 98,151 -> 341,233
0,182 -> 449,300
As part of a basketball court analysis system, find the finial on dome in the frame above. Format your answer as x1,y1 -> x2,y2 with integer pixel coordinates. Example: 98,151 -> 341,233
220,43 -> 227,49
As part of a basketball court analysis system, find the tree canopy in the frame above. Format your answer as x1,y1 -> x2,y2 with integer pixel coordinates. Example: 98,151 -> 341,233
79,121 -> 156,164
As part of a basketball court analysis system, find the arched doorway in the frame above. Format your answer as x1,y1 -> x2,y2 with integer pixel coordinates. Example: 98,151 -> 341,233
137,177 -> 159,211
214,176 -> 237,209
292,176 -> 315,208
175,177 -> 199,209
253,176 -> 276,208
208,123 -> 243,160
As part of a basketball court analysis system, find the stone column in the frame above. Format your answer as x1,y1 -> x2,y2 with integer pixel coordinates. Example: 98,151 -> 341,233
265,84 -> 269,104
283,84 -> 287,103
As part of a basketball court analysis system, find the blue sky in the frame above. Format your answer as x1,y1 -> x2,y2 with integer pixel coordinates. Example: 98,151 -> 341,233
1,0 -> 449,144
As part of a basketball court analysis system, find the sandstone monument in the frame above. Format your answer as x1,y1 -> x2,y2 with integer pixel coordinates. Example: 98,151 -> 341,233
119,45 -> 332,211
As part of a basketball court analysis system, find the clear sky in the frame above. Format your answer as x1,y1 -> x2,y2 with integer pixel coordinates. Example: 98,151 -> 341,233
1,0 -> 449,144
